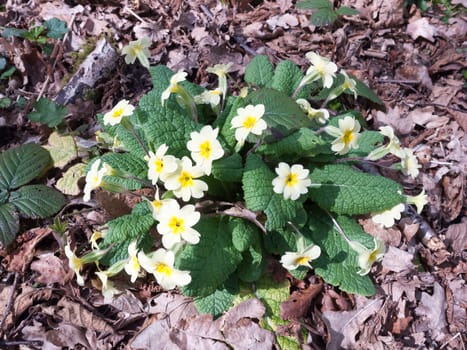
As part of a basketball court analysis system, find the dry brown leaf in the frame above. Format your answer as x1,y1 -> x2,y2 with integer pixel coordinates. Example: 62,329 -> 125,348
429,79 -> 463,107
374,106 -> 414,135
441,173 -> 464,222
56,297 -> 114,334
407,17 -> 437,42
322,298 -> 384,349
280,283 -> 323,320
444,218 -> 467,254
372,0 -> 405,28
414,282 -> 448,341
408,107 -> 449,129
21,320 -> 63,350
382,246 -> 415,273
31,252 -> 72,285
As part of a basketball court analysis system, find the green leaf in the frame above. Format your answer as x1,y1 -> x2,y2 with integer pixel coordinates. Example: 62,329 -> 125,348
9,185 -> 65,218
0,97 -> 11,108
0,66 -> 16,80
230,217 -> 260,252
103,211 -> 155,265
27,98 -> 68,127
178,216 -> 243,297
310,8 -> 338,26
56,163 -> 86,196
237,240 -> 265,282
271,60 -> 304,97
255,275 -> 290,316
335,6 -> 360,16
257,127 -> 328,159
346,130 -> 384,158
243,155 -> 303,231
43,132 -> 77,169
0,57 -> 5,70
244,55 -> 274,88
211,153 -> 243,182
0,203 -> 19,246
139,101 -> 197,159
219,96 -> 247,148
1,27 -> 25,38
148,65 -> 177,97
0,143 -> 51,190
263,228 -> 296,255
99,153 -> 147,178
307,208 -> 376,295
297,0 -> 333,10
194,279 -> 238,318
353,78 -> 383,105
309,164 -> 404,215
44,18 -> 67,39
246,89 -> 312,139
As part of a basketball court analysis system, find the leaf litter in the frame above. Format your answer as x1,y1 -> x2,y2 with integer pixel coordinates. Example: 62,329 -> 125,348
0,0 -> 466,348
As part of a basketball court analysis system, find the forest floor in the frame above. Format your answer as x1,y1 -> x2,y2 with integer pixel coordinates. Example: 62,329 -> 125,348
0,0 -> 466,349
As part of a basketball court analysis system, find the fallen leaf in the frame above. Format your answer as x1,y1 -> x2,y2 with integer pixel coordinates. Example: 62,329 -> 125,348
408,108 -> 449,129
444,218 -> 467,254
56,163 -> 86,195
407,17 -> 437,42
382,246 -> 415,273
414,282 -> 447,341
31,252 -> 72,285
44,131 -> 78,169
280,283 -> 323,320
322,298 -> 384,349
441,173 -> 464,222
374,106 -> 414,135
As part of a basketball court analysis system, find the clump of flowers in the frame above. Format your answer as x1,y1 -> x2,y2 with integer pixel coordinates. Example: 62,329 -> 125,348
69,50 -> 427,324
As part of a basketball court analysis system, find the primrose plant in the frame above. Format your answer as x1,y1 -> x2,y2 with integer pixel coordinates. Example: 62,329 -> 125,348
68,49 -> 427,318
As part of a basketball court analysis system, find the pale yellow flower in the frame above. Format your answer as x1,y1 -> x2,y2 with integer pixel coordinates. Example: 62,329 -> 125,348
145,144 -> 178,185
103,99 -> 135,126
161,71 -> 187,105
272,162 -> 311,201
296,99 -> 330,124
399,148 -> 421,178
348,237 -> 385,275
138,249 -> 192,290
325,116 -> 361,155
124,241 -> 141,283
405,189 -> 428,214
280,243 -> 321,270
230,104 -> 267,144
371,203 -> 405,228
186,125 -> 224,175
121,37 -> 151,68
300,52 -> 338,89
83,159 -> 112,202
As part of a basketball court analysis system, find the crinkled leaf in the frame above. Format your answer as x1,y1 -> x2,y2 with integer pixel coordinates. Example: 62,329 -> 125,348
9,185 -> 65,218
103,211 -> 155,265
99,153 -> 147,178
230,217 -> 260,252
257,127 -> 328,160
244,55 -> 274,88
346,130 -> 384,158
263,228 -> 296,255
307,207 -> 376,295
271,60 -> 304,97
139,101 -> 197,159
43,132 -> 77,168
237,240 -> 265,283
27,98 -> 68,127
220,96 -> 247,148
0,144 -> 51,190
243,155 -> 303,231
0,203 -> 19,246
211,153 -> 243,182
297,0 -> 333,10
178,216 -> 243,297
245,89 -> 312,139
0,97 -> 11,108
56,163 -> 86,195
309,164 -> 404,214
194,279 -> 238,318
44,18 -> 67,39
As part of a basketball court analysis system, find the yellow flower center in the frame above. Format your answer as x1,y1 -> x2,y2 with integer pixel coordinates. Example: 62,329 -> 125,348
170,84 -> 179,93
92,175 -> 101,187
156,263 -> 172,276
168,216 -> 185,234
154,158 -> 164,173
152,200 -> 162,211
131,44 -> 143,55
130,256 -> 140,270
295,256 -> 309,266
210,89 -> 222,95
178,171 -> 193,188
112,108 -> 124,118
71,256 -> 82,271
285,173 -> 298,187
343,130 -> 354,145
368,250 -> 378,264
199,140 -> 212,159
243,116 -> 257,129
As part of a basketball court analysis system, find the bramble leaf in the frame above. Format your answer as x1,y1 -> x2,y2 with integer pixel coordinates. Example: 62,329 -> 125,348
27,98 -> 68,127
243,154 -> 303,231
0,203 -> 19,246
0,144 -> 51,190
178,216 -> 243,297
44,18 -> 67,39
244,55 -> 274,88
9,185 -> 65,218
